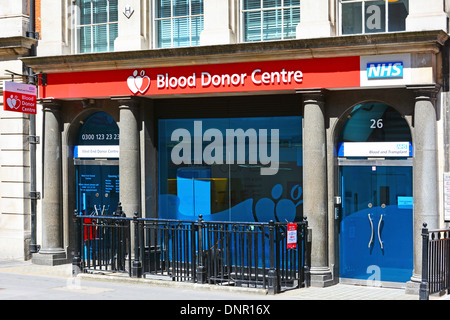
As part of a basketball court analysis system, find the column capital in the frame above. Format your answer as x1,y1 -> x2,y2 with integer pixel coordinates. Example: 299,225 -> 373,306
111,95 -> 141,109
296,89 -> 327,104
39,98 -> 62,111
407,84 -> 441,101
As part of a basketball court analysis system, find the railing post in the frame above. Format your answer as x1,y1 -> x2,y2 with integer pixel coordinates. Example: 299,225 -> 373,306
196,215 -> 206,284
114,202 -> 124,217
420,223 -> 429,300
303,217 -> 311,287
268,220 -> 280,294
132,212 -> 142,278
72,210 -> 82,276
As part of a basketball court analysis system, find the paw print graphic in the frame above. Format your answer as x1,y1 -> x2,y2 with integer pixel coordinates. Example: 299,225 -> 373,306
254,184 -> 302,223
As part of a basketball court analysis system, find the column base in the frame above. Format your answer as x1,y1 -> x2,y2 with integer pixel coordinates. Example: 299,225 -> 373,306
405,280 -> 420,295
405,273 -> 429,298
32,249 -> 67,266
310,267 -> 335,287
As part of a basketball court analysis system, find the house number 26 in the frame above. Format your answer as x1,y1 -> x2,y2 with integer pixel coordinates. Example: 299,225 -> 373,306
370,119 -> 383,129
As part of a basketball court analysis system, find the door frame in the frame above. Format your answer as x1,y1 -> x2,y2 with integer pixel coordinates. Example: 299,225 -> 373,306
337,158 -> 413,288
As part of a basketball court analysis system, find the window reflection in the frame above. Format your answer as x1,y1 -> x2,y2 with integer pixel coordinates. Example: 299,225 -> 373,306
158,116 -> 303,223
340,0 -> 408,35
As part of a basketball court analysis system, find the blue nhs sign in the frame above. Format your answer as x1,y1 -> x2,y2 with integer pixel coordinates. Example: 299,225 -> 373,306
367,62 -> 403,79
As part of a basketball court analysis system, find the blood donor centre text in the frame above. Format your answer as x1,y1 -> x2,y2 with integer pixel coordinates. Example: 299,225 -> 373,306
156,68 -> 303,89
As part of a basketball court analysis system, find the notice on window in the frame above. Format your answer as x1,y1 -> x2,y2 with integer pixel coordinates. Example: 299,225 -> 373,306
398,196 -> 413,210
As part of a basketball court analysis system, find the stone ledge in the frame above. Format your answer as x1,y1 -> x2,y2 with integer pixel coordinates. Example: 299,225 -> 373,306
22,30 -> 448,74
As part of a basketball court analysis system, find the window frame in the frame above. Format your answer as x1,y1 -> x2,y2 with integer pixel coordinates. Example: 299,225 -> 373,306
75,0 -> 119,53
338,0 -> 408,36
153,0 -> 204,49
240,0 -> 301,43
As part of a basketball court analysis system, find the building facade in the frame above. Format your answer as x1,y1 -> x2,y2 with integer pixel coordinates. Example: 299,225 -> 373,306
3,0 -> 450,294
0,0 -> 39,260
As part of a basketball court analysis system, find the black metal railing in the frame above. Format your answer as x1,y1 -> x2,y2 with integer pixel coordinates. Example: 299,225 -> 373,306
73,208 -> 310,294
72,209 -> 132,276
420,223 -> 450,300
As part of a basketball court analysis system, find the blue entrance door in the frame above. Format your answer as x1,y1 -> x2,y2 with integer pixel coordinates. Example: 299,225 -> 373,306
339,165 -> 413,283
76,164 -> 119,216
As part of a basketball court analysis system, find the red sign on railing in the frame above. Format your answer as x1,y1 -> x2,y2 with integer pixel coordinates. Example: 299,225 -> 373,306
287,223 -> 297,249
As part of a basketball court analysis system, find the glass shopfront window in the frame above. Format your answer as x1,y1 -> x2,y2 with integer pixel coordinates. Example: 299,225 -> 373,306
340,0 -> 408,35
158,116 -> 303,223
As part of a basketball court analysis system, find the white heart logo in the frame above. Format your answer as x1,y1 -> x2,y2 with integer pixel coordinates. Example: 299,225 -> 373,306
127,70 -> 150,95
127,71 -> 139,94
7,95 -> 19,110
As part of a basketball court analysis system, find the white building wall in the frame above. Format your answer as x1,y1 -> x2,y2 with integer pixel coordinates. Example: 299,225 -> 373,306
37,0 -> 70,56
407,0 -> 448,32
297,0 -> 334,39
0,2 -> 36,260
200,0 -> 237,45
37,0 -> 450,53
115,0 -> 150,51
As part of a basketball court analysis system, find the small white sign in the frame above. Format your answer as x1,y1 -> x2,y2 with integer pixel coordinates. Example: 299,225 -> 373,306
123,5 -> 134,19
74,145 -> 119,158
338,142 -> 412,158
360,54 -> 411,87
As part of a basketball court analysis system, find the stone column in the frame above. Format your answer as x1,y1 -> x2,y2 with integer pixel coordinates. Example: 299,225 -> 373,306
406,85 -> 440,294
117,98 -> 141,217
32,100 -> 66,265
301,90 -> 333,287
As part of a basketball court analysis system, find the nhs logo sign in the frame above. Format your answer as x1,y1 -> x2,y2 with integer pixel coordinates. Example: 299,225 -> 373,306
367,62 -> 403,79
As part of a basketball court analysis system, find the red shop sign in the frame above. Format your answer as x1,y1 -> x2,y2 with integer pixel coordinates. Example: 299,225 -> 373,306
3,81 -> 37,114
39,56 -> 360,99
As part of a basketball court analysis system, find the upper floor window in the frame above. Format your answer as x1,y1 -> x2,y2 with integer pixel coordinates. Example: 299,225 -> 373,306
155,0 -> 204,48
77,0 -> 118,53
242,0 -> 300,42
340,0 -> 408,35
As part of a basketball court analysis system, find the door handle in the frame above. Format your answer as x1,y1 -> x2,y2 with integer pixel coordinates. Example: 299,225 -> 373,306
378,214 -> 384,249
368,214 -> 374,248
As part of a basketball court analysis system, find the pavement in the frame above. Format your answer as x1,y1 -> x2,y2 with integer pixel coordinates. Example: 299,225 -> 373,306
0,259 -> 448,300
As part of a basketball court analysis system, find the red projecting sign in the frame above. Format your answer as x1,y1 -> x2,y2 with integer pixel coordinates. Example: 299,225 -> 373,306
39,56 -> 361,99
3,81 -> 37,114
